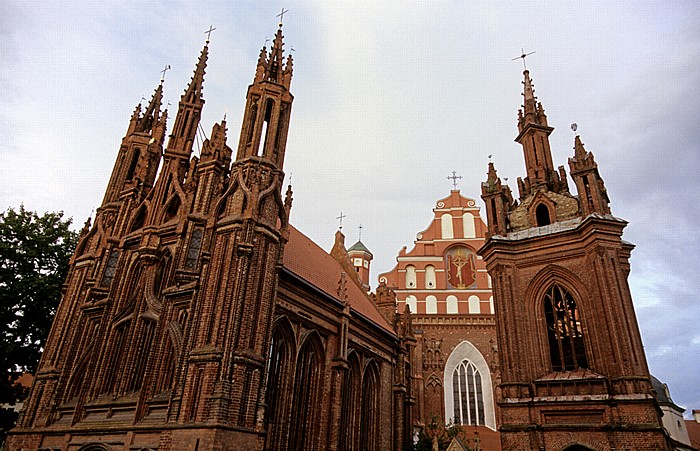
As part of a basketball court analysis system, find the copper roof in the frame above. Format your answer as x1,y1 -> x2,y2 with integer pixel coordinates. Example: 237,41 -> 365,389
283,225 -> 394,333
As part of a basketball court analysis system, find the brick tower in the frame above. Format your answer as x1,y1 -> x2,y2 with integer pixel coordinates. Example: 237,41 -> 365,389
7,23 -> 295,450
478,70 -> 670,450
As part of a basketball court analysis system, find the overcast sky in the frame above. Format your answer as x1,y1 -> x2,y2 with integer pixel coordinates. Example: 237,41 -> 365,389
2,1 -> 699,417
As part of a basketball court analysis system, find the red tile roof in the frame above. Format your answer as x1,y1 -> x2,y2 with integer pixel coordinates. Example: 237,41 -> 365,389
283,225 -> 395,333
687,419 -> 700,449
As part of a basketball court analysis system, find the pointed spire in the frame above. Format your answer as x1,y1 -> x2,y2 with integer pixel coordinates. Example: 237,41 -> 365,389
166,42 -> 208,156
138,83 -> 164,133
520,70 -> 538,128
183,43 -> 209,104
254,24 -> 293,88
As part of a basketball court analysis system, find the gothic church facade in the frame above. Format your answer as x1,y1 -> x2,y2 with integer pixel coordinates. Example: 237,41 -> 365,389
7,25 -> 415,451
6,21 -> 675,451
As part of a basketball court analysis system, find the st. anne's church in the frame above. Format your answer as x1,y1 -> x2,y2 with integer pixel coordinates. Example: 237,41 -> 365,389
6,20 -> 687,451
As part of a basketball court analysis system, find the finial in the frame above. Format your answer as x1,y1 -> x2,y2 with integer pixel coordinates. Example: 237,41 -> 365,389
336,211 -> 347,230
277,7 -> 289,27
160,64 -> 171,83
358,223 -> 363,241
571,123 -> 578,133
511,47 -> 536,70
204,25 -> 216,43
447,171 -> 463,190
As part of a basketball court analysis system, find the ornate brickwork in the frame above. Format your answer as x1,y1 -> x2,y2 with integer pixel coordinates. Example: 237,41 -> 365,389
6,24 -> 413,451
479,70 -> 670,450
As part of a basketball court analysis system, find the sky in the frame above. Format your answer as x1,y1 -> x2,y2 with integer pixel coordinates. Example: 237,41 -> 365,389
1,1 -> 699,417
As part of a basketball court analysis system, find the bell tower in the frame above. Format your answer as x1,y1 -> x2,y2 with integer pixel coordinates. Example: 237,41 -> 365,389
479,70 -> 668,450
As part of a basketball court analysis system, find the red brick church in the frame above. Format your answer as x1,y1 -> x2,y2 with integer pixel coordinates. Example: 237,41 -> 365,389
6,21 -> 679,451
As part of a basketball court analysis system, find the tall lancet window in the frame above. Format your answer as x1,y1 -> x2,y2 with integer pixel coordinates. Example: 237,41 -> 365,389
544,284 -> 588,371
452,360 -> 485,425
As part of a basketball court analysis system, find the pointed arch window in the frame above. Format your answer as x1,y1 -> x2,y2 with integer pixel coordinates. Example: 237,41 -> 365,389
265,324 -> 293,444
339,353 -> 360,450
452,360 -> 485,425
544,284 -> 588,371
100,250 -> 120,288
359,363 -> 379,450
184,228 -> 204,270
289,336 -> 323,449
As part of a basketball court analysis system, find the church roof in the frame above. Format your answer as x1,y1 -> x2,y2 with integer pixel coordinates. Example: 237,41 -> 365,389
348,240 -> 372,256
283,225 -> 393,333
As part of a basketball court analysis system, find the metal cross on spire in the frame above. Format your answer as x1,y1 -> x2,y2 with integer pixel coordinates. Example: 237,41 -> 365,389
277,8 -> 289,26
447,171 -> 463,190
205,25 -> 216,43
511,48 -> 536,70
160,64 -> 171,82
336,212 -> 347,230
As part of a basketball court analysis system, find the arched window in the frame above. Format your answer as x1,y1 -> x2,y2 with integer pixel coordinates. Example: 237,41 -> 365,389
425,265 -> 436,289
544,284 -> 588,371
265,321 -> 294,449
289,335 -> 324,450
425,295 -> 438,314
441,214 -> 454,239
536,203 -> 551,226
339,353 -> 360,451
444,341 -> 496,429
405,265 -> 417,289
405,295 -> 417,313
446,295 -> 458,314
359,362 -> 379,450
468,295 -> 480,314
462,213 -> 476,238
452,360 -> 485,426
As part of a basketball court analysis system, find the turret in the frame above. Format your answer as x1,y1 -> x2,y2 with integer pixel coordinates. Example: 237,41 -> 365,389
101,82 -> 166,206
481,162 -> 513,237
235,24 -> 294,168
347,239 -> 373,291
568,135 -> 611,216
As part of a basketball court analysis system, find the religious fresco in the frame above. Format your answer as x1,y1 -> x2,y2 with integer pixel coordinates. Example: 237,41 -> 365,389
445,246 -> 477,289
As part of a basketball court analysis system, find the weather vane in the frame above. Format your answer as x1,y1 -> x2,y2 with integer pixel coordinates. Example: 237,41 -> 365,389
277,8 -> 289,26
205,25 -> 216,43
336,212 -> 347,230
447,171 -> 463,190
511,48 -> 536,70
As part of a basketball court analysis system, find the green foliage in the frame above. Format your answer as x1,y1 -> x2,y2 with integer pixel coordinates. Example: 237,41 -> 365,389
0,206 -> 78,437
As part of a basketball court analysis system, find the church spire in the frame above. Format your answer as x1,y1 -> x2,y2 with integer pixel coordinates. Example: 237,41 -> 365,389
254,24 -> 293,89
235,23 -> 294,166
138,82 -> 164,133
514,69 -> 567,197
166,42 -> 208,156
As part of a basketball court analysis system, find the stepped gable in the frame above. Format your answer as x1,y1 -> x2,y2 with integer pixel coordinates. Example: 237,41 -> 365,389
283,225 -> 394,332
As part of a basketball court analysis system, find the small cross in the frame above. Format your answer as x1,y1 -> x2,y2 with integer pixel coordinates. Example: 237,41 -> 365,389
205,25 -> 216,42
358,224 -> 363,241
447,171 -> 463,190
277,8 -> 289,25
160,64 -> 171,82
336,212 -> 347,230
511,47 -> 536,70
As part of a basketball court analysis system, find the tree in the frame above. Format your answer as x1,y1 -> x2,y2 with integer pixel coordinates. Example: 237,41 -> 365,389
0,206 -> 78,440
